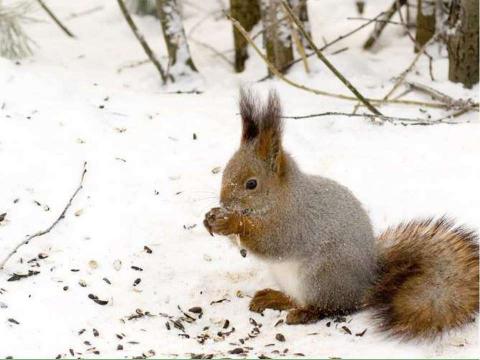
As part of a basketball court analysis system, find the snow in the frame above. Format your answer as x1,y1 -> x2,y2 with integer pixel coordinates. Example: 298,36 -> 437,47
0,0 -> 478,358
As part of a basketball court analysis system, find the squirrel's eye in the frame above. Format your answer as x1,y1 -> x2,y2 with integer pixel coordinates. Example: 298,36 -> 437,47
245,179 -> 257,190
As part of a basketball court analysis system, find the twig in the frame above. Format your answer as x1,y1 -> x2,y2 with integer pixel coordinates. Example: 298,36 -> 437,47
228,14 -> 464,111
281,0 -> 382,116
282,110 -> 473,125
65,6 -> 104,20
363,0 -> 407,49
257,11 -> 387,82
0,162 -> 87,271
116,0 -> 167,84
383,33 -> 440,100
36,0 -> 75,38
117,59 -> 150,73
407,81 -> 477,110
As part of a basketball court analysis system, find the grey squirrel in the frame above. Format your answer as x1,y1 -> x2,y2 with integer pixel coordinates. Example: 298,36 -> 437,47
204,89 -> 479,339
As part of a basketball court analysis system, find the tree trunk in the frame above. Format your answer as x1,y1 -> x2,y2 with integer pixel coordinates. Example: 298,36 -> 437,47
230,0 -> 261,73
128,0 -> 158,16
415,0 -> 436,52
261,0 -> 294,74
447,0 -> 479,88
156,0 -> 198,81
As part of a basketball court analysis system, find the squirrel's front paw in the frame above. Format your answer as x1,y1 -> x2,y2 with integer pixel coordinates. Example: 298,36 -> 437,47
203,207 -> 238,236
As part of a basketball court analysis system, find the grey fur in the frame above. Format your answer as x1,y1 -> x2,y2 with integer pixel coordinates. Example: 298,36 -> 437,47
220,89 -> 377,313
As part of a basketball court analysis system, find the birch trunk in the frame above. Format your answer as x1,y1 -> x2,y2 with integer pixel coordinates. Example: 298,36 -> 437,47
230,0 -> 261,73
261,0 -> 294,74
447,0 -> 479,88
156,0 -> 198,81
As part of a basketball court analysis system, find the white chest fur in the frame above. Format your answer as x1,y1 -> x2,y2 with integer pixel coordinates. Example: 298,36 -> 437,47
268,261 -> 304,305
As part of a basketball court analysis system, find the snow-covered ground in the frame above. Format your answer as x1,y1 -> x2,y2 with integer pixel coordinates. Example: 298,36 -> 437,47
0,0 -> 478,358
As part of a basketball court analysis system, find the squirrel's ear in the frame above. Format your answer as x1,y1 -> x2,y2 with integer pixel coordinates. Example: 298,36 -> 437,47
257,90 -> 285,175
239,88 -> 260,144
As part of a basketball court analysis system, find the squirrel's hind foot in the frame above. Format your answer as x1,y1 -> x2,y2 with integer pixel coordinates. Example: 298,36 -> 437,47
249,288 -> 296,313
286,307 -> 326,325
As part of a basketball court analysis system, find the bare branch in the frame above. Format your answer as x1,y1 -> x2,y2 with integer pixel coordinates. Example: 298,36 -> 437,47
36,0 -> 75,38
282,110 -> 475,126
0,162 -> 87,271
383,33 -> 440,101
117,0 -> 168,84
281,0 -> 382,116
228,14 -> 473,111
363,0 -> 407,49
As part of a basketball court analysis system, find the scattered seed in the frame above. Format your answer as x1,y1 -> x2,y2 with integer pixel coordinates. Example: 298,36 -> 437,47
326,321 -> 331,327
294,353 -> 305,357
211,166 -> 221,174
275,333 -> 286,342
88,293 -> 108,305
274,319 -> 284,327
79,279 -> 87,287
0,213 -> 7,222
93,328 -> 99,337
131,266 -> 143,271
88,260 -> 98,269
38,253 -> 48,259
113,260 -> 122,271
228,348 -> 244,354
78,329 -> 86,335
63,286 -> 69,291
193,133 -> 197,140
8,318 -> 20,325
165,322 -> 171,330
7,270 -> 40,281
240,249 -> 247,257
341,325 -> 352,335
188,306 -> 202,314
133,278 -> 141,287
223,319 -> 230,329
144,246 -> 153,254
258,355 -> 271,359
71,269 -> 80,272
69,349 -> 74,356
355,328 -> 367,337
103,277 -> 111,285
210,298 -> 229,305
117,344 -> 123,350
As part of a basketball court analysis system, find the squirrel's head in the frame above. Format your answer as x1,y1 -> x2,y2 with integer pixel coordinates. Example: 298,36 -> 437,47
220,89 -> 287,214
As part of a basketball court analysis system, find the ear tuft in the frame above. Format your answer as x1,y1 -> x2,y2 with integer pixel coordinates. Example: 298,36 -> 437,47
239,88 -> 260,143
261,89 -> 283,137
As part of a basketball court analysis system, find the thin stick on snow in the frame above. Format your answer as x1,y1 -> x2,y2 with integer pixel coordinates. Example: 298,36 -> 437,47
36,0 -> 75,38
363,0 -> 407,49
228,15 -> 465,111
117,0 -> 168,84
280,0 -> 382,116
0,162 -> 87,271
282,110 -> 471,125
406,81 -> 478,110
383,33 -> 440,101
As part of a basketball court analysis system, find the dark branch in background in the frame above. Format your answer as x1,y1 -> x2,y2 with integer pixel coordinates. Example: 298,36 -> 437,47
0,162 -> 87,271
281,0 -> 382,116
258,11 -> 387,82
117,0 -> 168,84
36,0 -> 75,38
363,0 -> 407,49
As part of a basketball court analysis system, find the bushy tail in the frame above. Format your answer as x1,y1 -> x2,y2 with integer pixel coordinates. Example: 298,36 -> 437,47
365,217 -> 479,340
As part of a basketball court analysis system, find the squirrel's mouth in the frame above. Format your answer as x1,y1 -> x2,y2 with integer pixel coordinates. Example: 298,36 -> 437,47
222,205 -> 270,216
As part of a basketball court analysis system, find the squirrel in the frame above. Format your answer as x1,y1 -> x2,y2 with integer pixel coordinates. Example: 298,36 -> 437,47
203,89 -> 479,340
